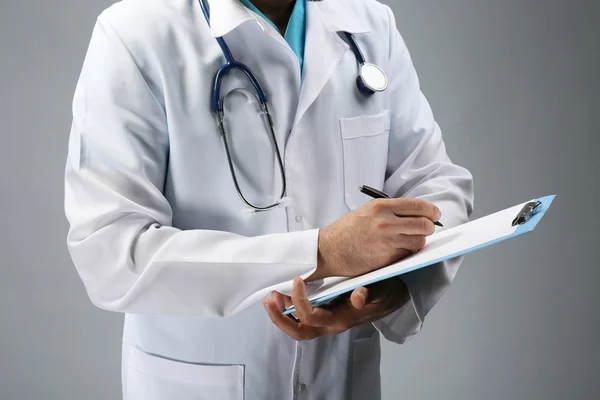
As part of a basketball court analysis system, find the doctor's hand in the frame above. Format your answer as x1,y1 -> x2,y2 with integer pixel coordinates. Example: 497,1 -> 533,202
263,277 -> 410,341
310,198 -> 441,281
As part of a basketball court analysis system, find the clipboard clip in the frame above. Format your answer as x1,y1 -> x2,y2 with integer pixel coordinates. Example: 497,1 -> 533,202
511,200 -> 542,226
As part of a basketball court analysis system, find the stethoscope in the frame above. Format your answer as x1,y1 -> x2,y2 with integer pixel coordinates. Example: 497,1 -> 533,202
199,0 -> 388,212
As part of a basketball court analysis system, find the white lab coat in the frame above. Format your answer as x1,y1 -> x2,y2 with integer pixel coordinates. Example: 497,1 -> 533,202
64,0 -> 473,398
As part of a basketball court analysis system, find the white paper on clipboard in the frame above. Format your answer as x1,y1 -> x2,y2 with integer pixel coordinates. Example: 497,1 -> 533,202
281,195 -> 556,315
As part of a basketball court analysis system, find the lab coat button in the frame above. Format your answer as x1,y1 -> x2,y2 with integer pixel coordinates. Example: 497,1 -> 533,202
300,384 -> 307,392
295,216 -> 302,222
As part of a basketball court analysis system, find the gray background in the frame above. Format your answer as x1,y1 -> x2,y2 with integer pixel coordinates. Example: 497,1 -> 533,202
0,0 -> 598,399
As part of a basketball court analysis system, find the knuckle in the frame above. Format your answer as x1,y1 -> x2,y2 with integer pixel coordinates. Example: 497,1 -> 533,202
427,204 -> 439,220
428,221 -> 436,235
364,199 -> 377,211
403,235 -> 424,249
389,232 -> 404,247
416,217 -> 428,232
295,312 -> 308,324
414,235 -> 427,248
373,219 -> 391,232
421,218 -> 435,235
381,235 -> 397,252
302,315 -> 314,326
368,199 -> 386,213
410,198 -> 424,213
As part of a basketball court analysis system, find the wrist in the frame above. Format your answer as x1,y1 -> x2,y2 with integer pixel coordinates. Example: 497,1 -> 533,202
308,228 -> 335,281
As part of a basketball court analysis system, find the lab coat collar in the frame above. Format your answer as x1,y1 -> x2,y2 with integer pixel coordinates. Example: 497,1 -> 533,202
206,0 -> 369,38
206,0 -> 256,38
292,0 -> 368,129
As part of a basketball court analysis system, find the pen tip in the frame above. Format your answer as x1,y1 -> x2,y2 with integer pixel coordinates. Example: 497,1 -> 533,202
434,221 -> 444,227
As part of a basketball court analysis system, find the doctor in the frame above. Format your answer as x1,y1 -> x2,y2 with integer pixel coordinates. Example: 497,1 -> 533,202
64,0 -> 473,399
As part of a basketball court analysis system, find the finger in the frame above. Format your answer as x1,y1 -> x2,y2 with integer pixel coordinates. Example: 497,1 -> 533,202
291,277 -> 336,327
362,279 -> 398,306
394,234 -> 427,251
387,198 -> 441,222
341,280 -> 412,328
355,305 -> 392,325
329,300 -> 385,330
308,301 -> 363,334
283,295 -> 293,309
325,293 -> 352,309
350,287 -> 369,310
263,299 -> 325,341
291,277 -> 313,318
275,292 -> 298,318
264,299 -> 304,337
391,217 -> 435,236
272,291 -> 287,311
355,279 -> 412,323
351,293 -> 395,325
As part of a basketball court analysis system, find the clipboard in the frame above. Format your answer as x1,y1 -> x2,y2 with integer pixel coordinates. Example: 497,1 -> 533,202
282,194 -> 556,315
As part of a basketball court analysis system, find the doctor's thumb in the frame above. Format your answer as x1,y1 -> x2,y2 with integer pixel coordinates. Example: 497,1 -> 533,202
350,287 -> 369,310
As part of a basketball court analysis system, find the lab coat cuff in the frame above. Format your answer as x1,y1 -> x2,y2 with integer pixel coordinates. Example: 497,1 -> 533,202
296,228 -> 320,280
372,281 -> 423,344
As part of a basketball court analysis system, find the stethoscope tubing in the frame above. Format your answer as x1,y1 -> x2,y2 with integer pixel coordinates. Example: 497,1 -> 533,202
198,0 -> 386,211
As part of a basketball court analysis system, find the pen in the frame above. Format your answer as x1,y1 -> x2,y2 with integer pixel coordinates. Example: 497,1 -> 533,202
359,185 -> 444,227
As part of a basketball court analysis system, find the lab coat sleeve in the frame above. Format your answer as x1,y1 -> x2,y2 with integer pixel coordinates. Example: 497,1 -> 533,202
372,6 -> 474,344
64,17 -> 318,318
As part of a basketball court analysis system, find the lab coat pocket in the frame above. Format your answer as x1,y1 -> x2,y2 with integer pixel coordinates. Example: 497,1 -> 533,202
340,110 -> 391,211
124,345 -> 244,400
351,331 -> 381,400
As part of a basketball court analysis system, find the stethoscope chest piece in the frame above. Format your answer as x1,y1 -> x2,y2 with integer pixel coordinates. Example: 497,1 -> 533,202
357,63 -> 388,94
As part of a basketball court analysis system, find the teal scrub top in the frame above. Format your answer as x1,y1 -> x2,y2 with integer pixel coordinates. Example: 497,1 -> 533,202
240,0 -> 307,70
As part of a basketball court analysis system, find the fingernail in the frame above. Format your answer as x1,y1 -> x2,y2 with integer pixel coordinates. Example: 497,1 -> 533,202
436,209 -> 442,221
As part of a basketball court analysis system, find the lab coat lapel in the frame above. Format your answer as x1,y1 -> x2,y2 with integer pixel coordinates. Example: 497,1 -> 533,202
293,0 -> 369,128
206,0 -> 255,37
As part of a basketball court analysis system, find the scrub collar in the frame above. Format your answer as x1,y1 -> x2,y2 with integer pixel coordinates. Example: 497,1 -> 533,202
239,0 -> 307,69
